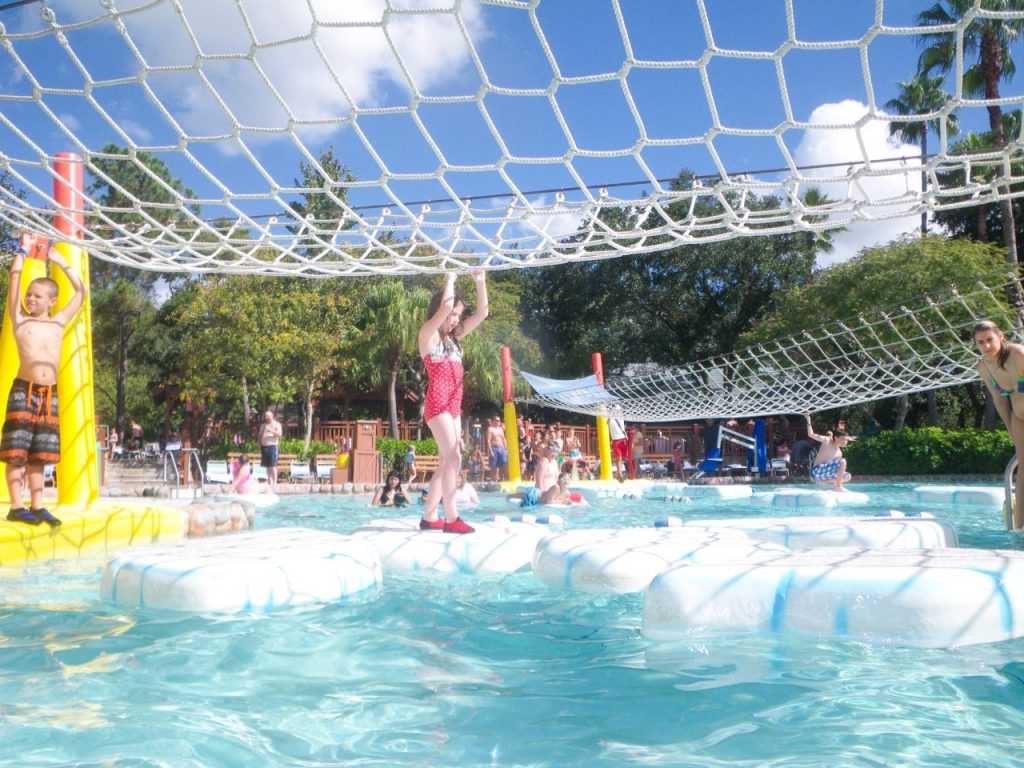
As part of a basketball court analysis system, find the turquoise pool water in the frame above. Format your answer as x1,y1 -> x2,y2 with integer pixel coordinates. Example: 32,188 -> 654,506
3,483 -> 1024,766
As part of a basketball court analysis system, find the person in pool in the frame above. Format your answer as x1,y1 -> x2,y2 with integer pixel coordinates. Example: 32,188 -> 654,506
370,473 -> 408,508
974,319 -> 1024,528
227,454 -> 264,495
805,412 -> 854,492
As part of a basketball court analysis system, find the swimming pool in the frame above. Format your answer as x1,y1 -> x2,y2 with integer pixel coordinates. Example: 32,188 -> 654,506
3,483 -> 1024,766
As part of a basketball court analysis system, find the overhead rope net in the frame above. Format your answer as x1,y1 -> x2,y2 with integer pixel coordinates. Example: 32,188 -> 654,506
517,280 -> 1019,422
0,1 -> 1022,275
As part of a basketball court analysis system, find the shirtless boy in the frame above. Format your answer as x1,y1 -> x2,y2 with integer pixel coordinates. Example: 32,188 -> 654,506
805,412 -> 854,492
0,233 -> 85,526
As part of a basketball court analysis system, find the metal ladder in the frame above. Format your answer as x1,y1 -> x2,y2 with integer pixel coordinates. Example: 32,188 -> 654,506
162,448 -> 205,499
1004,454 -> 1019,531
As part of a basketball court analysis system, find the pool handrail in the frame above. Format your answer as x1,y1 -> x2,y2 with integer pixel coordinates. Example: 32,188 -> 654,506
1004,453 -> 1018,531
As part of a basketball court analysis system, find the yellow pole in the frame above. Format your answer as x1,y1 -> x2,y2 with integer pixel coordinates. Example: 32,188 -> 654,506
503,401 -> 521,483
501,347 -> 521,482
54,154 -> 98,506
596,416 -> 612,481
593,352 -> 613,480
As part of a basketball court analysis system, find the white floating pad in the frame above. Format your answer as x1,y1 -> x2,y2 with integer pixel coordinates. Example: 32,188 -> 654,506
678,484 -> 752,500
351,518 -> 549,573
679,515 -> 957,549
643,547 -> 1024,647
213,492 -> 279,508
532,526 -> 788,593
749,489 -> 869,508
568,480 -> 653,500
642,483 -> 687,499
912,485 -> 1004,507
101,527 -> 381,613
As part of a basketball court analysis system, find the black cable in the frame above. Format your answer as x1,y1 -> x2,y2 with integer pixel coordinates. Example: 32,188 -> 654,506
0,0 -> 41,12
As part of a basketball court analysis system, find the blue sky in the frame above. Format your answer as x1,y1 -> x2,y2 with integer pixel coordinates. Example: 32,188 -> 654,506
1,0 -> 1022,269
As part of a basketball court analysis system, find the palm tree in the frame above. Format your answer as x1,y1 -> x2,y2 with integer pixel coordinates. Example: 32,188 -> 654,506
355,281 -> 429,438
460,335 -> 504,442
800,187 -> 847,255
917,0 -> 1024,264
886,75 -> 959,235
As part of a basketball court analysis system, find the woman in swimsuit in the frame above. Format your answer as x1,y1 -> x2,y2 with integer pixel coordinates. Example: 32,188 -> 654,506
228,454 -> 258,495
418,270 -> 488,534
974,319 -> 1024,528
369,473 -> 408,508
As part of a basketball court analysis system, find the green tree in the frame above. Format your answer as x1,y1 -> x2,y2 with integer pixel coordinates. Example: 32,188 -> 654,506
173,276 -> 352,450
289,146 -> 356,257
886,74 -> 959,236
740,236 -> 1011,430
931,112 -> 1024,246
91,279 -> 155,437
87,144 -> 198,433
351,280 -> 429,439
917,0 -> 1024,264
525,172 -> 821,373
0,169 -> 28,315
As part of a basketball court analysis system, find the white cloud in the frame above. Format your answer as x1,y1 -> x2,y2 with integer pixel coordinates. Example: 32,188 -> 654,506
504,195 -> 588,247
60,0 -> 486,141
793,100 -> 923,268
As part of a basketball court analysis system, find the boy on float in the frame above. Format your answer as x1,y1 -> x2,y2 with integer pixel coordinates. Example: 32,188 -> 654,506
0,233 -> 85,526
418,270 -> 487,533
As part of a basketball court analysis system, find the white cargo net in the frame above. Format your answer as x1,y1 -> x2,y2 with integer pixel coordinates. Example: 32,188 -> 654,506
517,281 -> 1020,422
0,1 -> 1021,275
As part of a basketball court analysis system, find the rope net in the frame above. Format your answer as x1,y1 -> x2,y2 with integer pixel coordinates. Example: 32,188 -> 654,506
517,280 -> 1018,422
0,1 -> 1021,275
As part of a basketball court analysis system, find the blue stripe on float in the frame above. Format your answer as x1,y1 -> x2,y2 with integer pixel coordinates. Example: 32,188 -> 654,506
770,570 -> 793,632
834,604 -> 849,635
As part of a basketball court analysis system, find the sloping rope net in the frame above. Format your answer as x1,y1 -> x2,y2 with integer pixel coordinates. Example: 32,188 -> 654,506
0,1 -> 1021,275
517,280 -> 1020,422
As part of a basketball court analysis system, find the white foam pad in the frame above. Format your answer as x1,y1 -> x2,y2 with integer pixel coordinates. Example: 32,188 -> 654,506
644,547 -> 1024,647
532,526 -> 787,593
912,485 -> 1004,507
679,484 -> 753,499
681,515 -> 957,549
351,518 -> 548,573
101,527 -> 381,613
749,489 -> 869,508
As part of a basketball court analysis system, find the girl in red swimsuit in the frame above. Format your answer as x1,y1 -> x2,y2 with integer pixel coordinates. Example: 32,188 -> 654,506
418,270 -> 488,533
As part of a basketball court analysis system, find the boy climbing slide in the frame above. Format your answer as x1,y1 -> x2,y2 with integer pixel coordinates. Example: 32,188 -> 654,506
0,232 -> 85,526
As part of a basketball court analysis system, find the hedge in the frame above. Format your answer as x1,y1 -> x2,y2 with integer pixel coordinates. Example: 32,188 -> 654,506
844,427 -> 1013,475
376,437 -> 438,476
210,437 -> 338,461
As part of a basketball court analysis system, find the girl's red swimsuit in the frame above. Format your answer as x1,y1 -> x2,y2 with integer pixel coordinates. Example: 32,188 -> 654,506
423,338 -> 463,422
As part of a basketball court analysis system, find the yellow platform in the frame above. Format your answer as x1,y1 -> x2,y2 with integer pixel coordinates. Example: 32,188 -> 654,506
0,501 -> 185,566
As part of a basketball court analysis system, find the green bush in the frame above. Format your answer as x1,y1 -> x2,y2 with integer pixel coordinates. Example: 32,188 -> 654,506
844,427 -> 1013,475
209,437 -> 337,461
376,437 -> 437,476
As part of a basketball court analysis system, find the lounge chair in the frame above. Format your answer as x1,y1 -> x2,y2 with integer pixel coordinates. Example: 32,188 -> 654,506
289,462 -> 312,482
315,462 -> 334,483
205,460 -> 233,484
